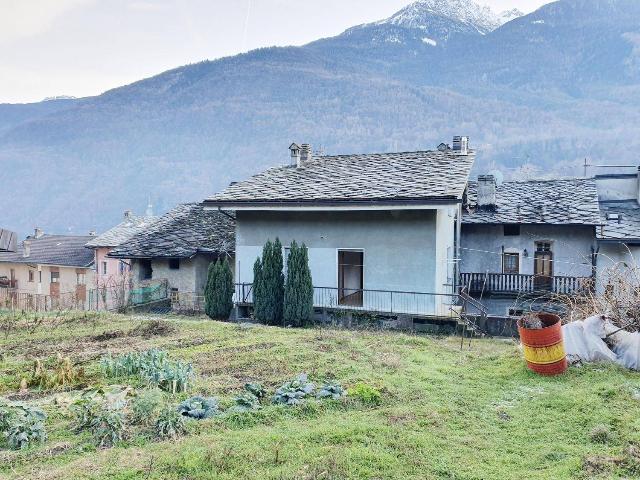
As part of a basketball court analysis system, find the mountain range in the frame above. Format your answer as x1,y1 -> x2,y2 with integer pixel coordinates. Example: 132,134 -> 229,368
1,0 -> 640,237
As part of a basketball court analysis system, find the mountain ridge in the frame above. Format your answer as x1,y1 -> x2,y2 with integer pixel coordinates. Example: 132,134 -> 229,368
1,0 -> 639,238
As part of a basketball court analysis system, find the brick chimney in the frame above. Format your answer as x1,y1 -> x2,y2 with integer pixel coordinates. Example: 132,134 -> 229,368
452,136 -> 469,155
23,240 -> 31,258
300,144 -> 312,164
477,175 -> 496,211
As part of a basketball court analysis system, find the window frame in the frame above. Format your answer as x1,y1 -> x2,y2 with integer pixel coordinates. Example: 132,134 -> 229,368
502,252 -> 520,275
337,249 -> 364,307
168,258 -> 180,270
50,271 -> 60,283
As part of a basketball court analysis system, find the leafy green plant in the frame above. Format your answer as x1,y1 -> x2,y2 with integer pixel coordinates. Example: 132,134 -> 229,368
72,390 -> 127,447
283,241 -> 314,327
205,258 -> 235,320
317,382 -> 346,400
231,392 -> 262,412
244,382 -> 266,400
272,374 -> 315,405
100,349 -> 194,393
177,396 -> 219,419
347,383 -> 381,405
156,406 -> 186,439
131,388 -> 164,426
0,403 -> 46,450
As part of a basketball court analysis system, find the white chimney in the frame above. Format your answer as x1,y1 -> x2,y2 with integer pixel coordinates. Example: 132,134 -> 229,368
289,143 -> 301,167
124,210 -> 132,219
23,240 -> 31,258
34,227 -> 44,239
452,136 -> 469,155
477,175 -> 496,211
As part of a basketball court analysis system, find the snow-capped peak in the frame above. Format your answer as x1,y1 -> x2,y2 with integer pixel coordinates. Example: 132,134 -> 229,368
381,0 -> 501,34
378,0 -> 524,35
498,8 -> 525,25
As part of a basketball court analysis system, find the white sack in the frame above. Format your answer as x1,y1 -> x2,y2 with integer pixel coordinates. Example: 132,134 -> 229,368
562,316 -> 618,364
605,324 -> 640,371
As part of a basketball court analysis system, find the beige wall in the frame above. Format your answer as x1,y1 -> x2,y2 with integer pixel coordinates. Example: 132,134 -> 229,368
0,262 -> 95,297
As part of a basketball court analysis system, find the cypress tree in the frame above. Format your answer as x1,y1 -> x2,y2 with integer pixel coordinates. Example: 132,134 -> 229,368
204,261 -> 217,319
252,238 -> 284,325
284,241 -> 314,327
204,258 -> 234,319
252,256 -> 264,321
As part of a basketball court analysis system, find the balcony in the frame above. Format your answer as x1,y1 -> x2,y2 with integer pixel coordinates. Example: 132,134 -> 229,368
235,283 -> 458,318
459,272 -> 592,296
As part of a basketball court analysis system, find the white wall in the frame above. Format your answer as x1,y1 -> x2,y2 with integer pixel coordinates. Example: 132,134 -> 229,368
235,209 -> 458,315
460,224 -> 596,278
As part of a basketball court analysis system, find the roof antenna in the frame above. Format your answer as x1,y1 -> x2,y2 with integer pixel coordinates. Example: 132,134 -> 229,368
146,196 -> 154,217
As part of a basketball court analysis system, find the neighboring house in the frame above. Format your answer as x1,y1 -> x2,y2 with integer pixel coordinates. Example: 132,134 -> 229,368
0,229 -> 17,253
0,229 -> 95,303
204,140 -> 475,317
460,176 -> 602,316
108,203 -> 235,295
85,210 -> 156,288
594,168 -> 640,286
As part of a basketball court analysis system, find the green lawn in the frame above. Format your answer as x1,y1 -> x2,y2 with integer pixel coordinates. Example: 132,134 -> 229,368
0,312 -> 639,479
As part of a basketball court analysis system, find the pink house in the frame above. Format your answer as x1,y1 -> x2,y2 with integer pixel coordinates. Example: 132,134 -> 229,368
85,210 -> 156,290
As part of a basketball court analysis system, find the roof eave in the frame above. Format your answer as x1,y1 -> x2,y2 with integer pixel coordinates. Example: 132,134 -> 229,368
203,197 -> 463,210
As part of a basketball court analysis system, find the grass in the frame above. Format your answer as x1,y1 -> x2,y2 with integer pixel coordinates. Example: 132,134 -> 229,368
0,311 -> 640,479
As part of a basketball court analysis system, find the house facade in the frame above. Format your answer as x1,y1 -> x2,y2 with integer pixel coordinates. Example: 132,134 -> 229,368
85,210 -> 156,289
594,168 -> 640,287
108,203 -> 235,298
0,229 -> 95,307
204,140 -> 475,317
460,176 -> 601,316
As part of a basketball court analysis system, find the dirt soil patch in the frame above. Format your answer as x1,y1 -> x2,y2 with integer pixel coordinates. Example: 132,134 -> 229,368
128,320 -> 176,338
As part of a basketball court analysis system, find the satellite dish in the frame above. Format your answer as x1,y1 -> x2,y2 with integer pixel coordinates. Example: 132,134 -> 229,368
488,170 -> 504,186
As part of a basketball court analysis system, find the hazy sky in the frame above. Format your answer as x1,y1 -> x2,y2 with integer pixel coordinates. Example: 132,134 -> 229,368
0,0 -> 551,103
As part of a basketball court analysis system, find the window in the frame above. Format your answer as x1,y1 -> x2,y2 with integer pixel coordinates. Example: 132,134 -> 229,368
139,259 -> 152,280
502,252 -> 520,274
338,250 -> 364,307
504,225 -> 521,236
169,258 -> 180,270
28,270 -> 35,282
39,271 -> 42,283
102,261 -> 107,275
77,273 -> 86,285
51,271 -> 60,283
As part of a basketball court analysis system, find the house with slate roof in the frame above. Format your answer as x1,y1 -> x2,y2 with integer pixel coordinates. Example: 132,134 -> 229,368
460,176 -> 602,316
85,210 -> 156,288
0,228 -> 95,303
593,167 -> 640,287
108,203 -> 235,295
204,139 -> 475,317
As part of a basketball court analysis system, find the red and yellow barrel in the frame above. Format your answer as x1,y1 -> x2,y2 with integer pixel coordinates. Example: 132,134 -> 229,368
517,313 -> 567,376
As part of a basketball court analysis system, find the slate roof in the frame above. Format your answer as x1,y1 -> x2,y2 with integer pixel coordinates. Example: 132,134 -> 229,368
464,178 -> 603,225
0,235 -> 95,267
205,150 -> 475,207
108,203 -> 235,259
598,201 -> 640,242
85,214 -> 157,248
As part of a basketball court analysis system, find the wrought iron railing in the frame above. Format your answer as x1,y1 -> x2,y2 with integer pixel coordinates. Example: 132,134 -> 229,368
235,283 -> 458,318
459,272 -> 592,296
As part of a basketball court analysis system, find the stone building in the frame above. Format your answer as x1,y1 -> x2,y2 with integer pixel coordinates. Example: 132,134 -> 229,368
108,203 -> 235,296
